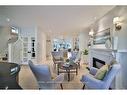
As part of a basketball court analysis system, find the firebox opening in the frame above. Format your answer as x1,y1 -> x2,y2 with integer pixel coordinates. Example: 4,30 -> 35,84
93,57 -> 105,69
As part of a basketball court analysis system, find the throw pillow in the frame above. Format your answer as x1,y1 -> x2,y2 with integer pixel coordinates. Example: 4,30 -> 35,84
94,64 -> 109,80
110,58 -> 117,65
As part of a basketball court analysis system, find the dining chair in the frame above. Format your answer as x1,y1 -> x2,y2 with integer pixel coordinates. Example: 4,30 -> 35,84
51,51 -> 64,68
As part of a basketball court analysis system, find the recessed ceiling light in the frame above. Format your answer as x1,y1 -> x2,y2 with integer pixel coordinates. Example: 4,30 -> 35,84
6,18 -> 10,22
94,17 -> 97,20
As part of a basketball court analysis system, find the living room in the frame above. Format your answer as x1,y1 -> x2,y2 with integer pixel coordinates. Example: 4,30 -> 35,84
0,5 -> 127,91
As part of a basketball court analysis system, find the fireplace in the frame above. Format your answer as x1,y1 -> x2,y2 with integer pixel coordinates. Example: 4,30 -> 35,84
93,57 -> 105,69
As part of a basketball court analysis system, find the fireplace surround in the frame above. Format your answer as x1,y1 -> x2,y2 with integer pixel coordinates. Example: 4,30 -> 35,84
89,48 -> 116,67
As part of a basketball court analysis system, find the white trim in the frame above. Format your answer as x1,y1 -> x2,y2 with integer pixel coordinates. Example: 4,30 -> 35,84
117,49 -> 127,52
90,48 -> 117,52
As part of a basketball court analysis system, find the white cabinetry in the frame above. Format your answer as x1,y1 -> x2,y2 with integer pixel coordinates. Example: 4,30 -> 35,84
21,37 -> 36,64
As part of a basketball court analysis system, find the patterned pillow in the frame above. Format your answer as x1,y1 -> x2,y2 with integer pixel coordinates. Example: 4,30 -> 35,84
94,64 -> 109,80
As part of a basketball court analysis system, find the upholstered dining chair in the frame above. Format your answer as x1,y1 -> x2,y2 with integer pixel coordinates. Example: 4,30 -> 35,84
28,60 -> 64,89
80,64 -> 121,89
74,51 -> 81,68
51,51 -> 64,68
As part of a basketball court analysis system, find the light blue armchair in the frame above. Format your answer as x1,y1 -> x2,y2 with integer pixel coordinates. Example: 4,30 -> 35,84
28,60 -> 64,89
80,64 -> 121,89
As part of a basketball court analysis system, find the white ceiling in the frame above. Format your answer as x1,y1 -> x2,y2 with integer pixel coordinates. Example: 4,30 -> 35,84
0,6 -> 115,33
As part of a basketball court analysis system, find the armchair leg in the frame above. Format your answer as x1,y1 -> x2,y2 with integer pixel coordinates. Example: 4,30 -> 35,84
78,63 -> 80,69
109,87 -> 112,90
60,83 -> 63,89
82,84 -> 85,89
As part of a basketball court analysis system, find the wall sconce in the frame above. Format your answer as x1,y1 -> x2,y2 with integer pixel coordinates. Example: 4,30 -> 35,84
89,29 -> 94,37
113,17 -> 122,31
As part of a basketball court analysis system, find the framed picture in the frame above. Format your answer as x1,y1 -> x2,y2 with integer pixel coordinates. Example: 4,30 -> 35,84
93,28 -> 111,45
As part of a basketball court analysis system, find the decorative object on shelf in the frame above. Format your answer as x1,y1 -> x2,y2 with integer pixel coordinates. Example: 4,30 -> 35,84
93,28 -> 111,45
31,37 -> 36,58
113,17 -> 122,31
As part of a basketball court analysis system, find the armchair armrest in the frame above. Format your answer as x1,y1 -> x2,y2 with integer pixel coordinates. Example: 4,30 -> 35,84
38,74 -> 64,89
81,74 -> 104,89
89,67 -> 98,75
38,81 -> 55,89
53,73 -> 64,83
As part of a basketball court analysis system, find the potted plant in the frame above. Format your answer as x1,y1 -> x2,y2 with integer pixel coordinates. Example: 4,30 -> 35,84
83,49 -> 88,64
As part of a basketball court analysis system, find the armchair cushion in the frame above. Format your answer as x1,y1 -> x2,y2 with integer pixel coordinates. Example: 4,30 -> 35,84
94,64 -> 108,80
81,74 -> 104,89
38,73 -> 64,89
89,67 -> 98,75
28,60 -> 64,89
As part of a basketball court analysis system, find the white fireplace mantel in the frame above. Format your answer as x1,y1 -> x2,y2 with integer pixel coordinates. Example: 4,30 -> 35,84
90,48 -> 117,52
88,48 -> 116,67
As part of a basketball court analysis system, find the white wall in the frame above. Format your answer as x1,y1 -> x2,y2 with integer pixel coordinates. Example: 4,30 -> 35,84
79,29 -> 89,51
88,6 -> 127,89
46,35 -> 52,59
0,26 -> 11,56
36,27 -> 46,64
91,6 -> 127,50
116,52 -> 127,89
41,32 -> 46,62
20,26 -> 35,37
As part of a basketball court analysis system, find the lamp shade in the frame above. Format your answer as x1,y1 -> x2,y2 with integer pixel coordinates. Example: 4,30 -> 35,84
113,17 -> 120,24
89,29 -> 94,36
